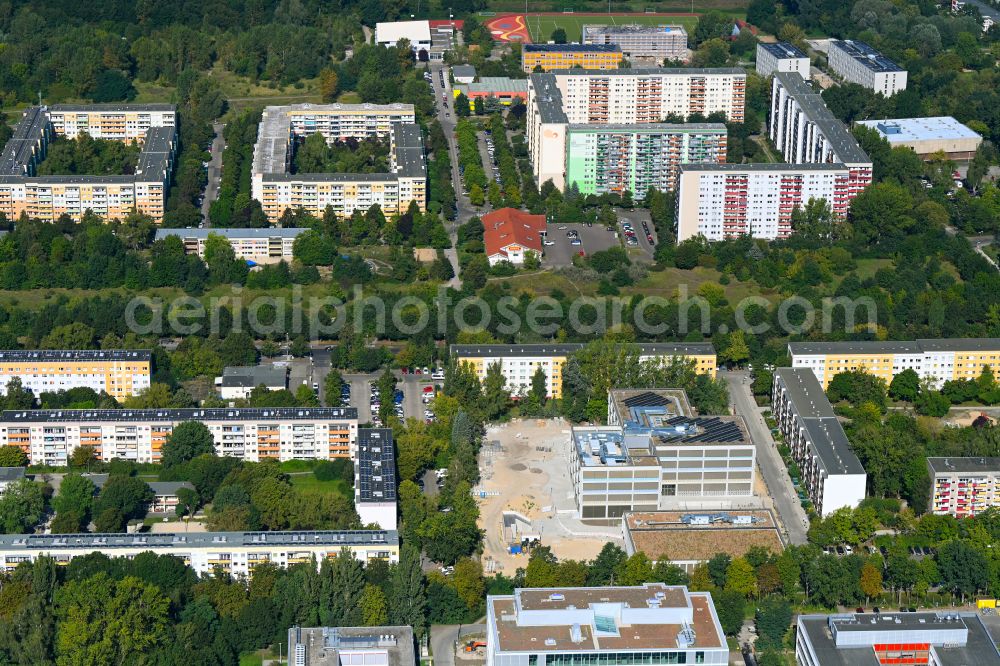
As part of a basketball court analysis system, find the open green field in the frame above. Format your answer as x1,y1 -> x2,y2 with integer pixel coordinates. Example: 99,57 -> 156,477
525,13 -> 703,42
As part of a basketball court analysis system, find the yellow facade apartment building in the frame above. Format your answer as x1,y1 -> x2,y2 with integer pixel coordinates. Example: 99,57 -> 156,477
0,106 -> 176,222
0,349 -> 151,400
521,43 -> 623,72
251,103 -> 426,223
788,338 -> 1000,388
450,343 -> 716,399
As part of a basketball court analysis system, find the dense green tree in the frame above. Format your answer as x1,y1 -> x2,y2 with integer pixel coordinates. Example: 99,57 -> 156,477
0,479 -> 45,534
162,421 -> 216,468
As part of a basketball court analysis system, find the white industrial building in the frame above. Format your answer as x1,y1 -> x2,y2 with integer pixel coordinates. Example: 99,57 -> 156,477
827,39 -> 907,96
755,41 -> 810,79
486,584 -> 729,666
772,369 -> 866,517
375,20 -> 432,57
796,612 -> 1000,665
854,116 -> 982,162
288,626 -> 415,666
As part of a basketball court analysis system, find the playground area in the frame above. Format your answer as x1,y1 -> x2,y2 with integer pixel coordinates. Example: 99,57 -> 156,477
484,12 -> 706,43
475,418 -> 624,573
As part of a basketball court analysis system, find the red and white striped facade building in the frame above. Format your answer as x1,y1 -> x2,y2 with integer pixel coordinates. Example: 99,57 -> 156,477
676,71 -> 871,242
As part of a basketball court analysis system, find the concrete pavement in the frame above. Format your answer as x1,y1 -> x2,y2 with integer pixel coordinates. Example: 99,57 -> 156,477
201,122 -> 226,224
722,369 -> 809,545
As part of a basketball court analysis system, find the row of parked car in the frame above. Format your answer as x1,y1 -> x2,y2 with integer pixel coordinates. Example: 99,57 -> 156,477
621,218 -> 653,248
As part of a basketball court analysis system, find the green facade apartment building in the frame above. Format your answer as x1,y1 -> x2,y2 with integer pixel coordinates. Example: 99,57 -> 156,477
564,123 -> 727,196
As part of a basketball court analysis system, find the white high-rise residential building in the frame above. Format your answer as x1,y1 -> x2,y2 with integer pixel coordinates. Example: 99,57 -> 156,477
526,69 -> 744,195
486,584 -> 729,666
755,42 -> 810,78
827,39 -> 907,96
675,71 -> 872,242
772,368 -> 866,517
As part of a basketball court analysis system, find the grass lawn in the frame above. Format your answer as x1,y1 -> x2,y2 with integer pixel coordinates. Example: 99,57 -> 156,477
287,474 -> 352,497
525,13 -> 702,42
238,653 -> 265,666
628,266 -> 776,305
853,258 -> 893,280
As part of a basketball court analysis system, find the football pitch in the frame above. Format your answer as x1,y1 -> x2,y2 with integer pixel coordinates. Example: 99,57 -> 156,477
525,13 -> 701,42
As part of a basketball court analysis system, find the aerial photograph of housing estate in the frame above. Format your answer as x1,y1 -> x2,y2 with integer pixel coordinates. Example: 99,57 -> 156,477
3,0 -> 1000,663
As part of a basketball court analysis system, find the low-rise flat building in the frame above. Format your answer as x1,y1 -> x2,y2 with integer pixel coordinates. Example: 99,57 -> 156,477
0,349 -> 151,400
623,510 -> 782,572
154,227 -> 307,264
927,457 -> 1000,517
0,529 -> 399,576
573,390 -> 754,519
375,20 -> 432,57
452,65 -> 477,84
796,611 -> 1000,665
787,338 -> 1000,389
450,344 -> 717,399
84,474 -> 195,513
854,117 -> 982,162
0,467 -> 25,495
486,584 -> 729,666
288,626 -> 415,666
827,39 -> 907,96
251,103 -> 425,224
582,25 -> 688,61
355,428 -> 397,531
482,207 -> 546,265
217,365 -> 289,400
522,44 -> 623,73
454,77 -> 529,109
755,42 -> 810,78
0,407 -> 359,466
772,369 -> 866,517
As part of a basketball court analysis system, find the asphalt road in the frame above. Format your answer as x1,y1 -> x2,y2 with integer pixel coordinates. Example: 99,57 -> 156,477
201,122 -> 226,224
429,624 -> 486,666
722,369 -> 809,545
428,62 -> 473,288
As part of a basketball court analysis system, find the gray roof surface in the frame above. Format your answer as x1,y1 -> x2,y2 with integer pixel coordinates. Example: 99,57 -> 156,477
787,338 -> 1000,355
855,116 -> 981,143
1,407 -> 358,423
221,365 -> 288,389
583,24 -> 687,36
566,123 -> 727,132
927,457 -> 1000,475
0,529 -> 398,550
830,39 -> 904,73
798,613 -> 1000,666
774,368 -> 864,476
1,106 -> 48,176
356,428 -> 397,503
50,103 -> 175,113
288,626 -> 416,666
392,124 -> 427,178
0,349 -> 151,362
451,342 -> 715,357
155,227 -> 308,241
546,67 -> 744,76
529,73 -> 567,124
759,41 -> 808,59
681,162 -> 848,172
524,43 -> 621,53
459,77 -> 529,95
0,467 -> 25,482
774,71 -> 870,165
452,65 -> 477,78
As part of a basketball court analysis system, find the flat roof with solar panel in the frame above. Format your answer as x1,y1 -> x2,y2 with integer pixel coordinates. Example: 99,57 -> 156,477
760,41 -> 808,59
356,428 -> 397,504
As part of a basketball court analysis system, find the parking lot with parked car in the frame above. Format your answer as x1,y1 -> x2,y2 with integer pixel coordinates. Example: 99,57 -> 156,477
542,222 -> 625,268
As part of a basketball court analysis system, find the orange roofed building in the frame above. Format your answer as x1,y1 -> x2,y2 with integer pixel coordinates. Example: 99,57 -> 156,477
482,208 -> 546,266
